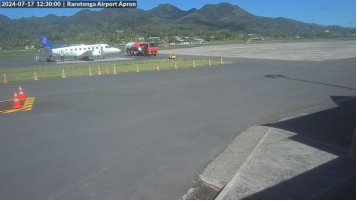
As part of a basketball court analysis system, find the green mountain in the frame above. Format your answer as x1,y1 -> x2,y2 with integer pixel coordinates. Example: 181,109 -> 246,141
0,2 -> 355,48
148,3 -> 189,20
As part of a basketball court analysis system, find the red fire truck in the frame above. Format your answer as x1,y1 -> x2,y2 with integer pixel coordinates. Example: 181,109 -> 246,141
125,42 -> 159,56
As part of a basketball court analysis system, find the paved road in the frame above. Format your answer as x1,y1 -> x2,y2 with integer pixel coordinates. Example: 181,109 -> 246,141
0,57 -> 355,199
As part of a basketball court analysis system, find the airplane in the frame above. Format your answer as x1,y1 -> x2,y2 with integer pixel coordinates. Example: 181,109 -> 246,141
37,36 -> 121,62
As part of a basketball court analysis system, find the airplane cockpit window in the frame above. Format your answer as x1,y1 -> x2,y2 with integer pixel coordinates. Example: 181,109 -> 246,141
149,43 -> 158,47
105,46 -> 110,48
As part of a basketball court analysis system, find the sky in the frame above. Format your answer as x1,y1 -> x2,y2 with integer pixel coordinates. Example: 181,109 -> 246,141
0,0 -> 356,27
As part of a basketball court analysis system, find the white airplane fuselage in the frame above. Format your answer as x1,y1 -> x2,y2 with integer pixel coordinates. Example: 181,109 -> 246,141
51,44 -> 121,59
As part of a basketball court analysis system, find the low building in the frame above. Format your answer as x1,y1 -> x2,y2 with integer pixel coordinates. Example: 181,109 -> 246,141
179,41 -> 190,45
25,45 -> 35,50
195,38 -> 204,43
149,37 -> 160,40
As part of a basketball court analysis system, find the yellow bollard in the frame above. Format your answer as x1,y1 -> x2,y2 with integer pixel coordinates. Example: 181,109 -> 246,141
208,58 -> 212,66
34,71 -> 39,81
174,61 -> 177,69
156,63 -> 160,71
113,65 -> 117,75
220,57 -> 224,65
106,65 -> 109,75
98,65 -> 102,76
89,66 -> 93,76
135,65 -> 140,73
192,59 -> 196,68
62,69 -> 66,79
3,73 -> 9,83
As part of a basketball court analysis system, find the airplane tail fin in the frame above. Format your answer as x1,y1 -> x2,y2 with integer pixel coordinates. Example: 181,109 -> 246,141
38,36 -> 55,49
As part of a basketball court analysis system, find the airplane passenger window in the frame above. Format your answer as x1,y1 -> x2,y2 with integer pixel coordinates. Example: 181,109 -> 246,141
84,48 -> 86,50
70,49 -> 73,51
75,48 -> 77,51
92,47 -> 94,49
79,48 -> 81,50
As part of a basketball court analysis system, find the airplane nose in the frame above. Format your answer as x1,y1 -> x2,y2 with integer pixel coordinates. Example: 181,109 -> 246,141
114,48 -> 121,52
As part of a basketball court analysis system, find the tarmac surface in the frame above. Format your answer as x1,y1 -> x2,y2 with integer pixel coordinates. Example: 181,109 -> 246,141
160,41 -> 356,61
0,55 -> 355,199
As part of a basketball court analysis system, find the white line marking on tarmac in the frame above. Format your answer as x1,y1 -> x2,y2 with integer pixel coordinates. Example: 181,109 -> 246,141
0,99 -> 13,103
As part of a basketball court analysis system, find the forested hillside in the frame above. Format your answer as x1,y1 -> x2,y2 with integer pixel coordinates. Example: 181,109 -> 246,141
0,2 -> 355,49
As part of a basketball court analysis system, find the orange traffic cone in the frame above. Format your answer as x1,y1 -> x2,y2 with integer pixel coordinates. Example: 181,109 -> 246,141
156,63 -> 160,71
62,69 -> 66,79
98,65 -> 102,75
113,65 -> 117,75
34,71 -> 39,81
220,57 -> 224,65
18,86 -> 26,101
89,66 -> 93,76
174,61 -> 177,69
192,60 -> 196,68
3,73 -> 9,83
208,58 -> 212,66
13,91 -> 22,109
135,65 -> 140,73
106,65 -> 109,75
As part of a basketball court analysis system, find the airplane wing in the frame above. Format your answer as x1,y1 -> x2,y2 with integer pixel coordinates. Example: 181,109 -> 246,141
76,50 -> 94,57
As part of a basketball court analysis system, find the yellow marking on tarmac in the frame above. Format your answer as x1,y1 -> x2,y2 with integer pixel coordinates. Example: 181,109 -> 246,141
22,97 -> 35,111
0,97 -> 35,114
0,109 -> 22,113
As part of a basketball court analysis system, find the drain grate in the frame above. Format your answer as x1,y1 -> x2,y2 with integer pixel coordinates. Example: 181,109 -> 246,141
189,182 -> 220,200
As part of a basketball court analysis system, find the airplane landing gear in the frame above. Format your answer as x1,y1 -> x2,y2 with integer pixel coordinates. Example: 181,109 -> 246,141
46,55 -> 52,62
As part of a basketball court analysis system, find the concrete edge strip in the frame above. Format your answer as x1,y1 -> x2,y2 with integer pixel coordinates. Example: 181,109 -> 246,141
215,127 -> 273,200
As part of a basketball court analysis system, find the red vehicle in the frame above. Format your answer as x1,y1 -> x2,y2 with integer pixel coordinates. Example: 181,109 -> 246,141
125,42 -> 158,56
